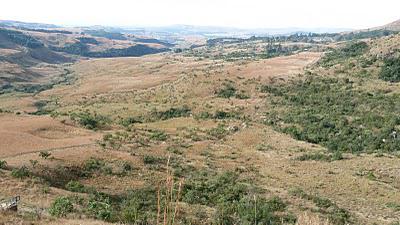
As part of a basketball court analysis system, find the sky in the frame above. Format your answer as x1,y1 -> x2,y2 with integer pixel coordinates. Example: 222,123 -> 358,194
1,0 -> 399,29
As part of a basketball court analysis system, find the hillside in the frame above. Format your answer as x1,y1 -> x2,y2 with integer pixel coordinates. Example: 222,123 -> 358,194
380,19 -> 400,31
1,19 -> 400,225
0,24 -> 173,93
1,27 -> 400,224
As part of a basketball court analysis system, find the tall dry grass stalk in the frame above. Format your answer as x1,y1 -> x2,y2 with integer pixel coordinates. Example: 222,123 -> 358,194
296,212 -> 332,225
156,155 -> 184,225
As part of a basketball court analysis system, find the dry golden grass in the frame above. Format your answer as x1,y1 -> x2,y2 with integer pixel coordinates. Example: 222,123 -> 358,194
1,47 -> 400,224
296,213 -> 332,225
0,114 -> 100,158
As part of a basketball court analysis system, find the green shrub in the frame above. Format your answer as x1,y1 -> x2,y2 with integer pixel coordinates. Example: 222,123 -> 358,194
150,105 -> 191,121
39,151 -> 51,159
87,193 -> 114,221
143,155 -> 165,165
0,160 -> 7,169
83,158 -> 112,175
327,208 -> 351,225
122,162 -> 133,173
216,83 -> 237,98
379,57 -> 400,82
195,111 -> 212,120
149,130 -> 168,141
100,133 -> 125,150
70,112 -> 109,130
120,116 -> 142,127
49,196 -> 74,217
84,158 -> 106,171
120,188 -> 157,224
235,91 -> 250,99
11,166 -> 30,178
296,152 -> 343,162
183,171 -> 293,224
66,180 -> 86,192
386,202 -> 400,211
207,123 -> 232,139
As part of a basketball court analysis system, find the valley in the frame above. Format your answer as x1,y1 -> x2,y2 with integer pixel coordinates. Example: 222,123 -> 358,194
1,19 -> 400,225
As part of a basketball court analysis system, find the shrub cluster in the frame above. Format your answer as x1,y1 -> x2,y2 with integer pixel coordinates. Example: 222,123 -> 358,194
183,171 -> 295,224
150,105 -> 191,121
318,41 -> 369,67
379,57 -> 400,82
49,197 -> 74,217
70,111 -> 110,130
264,76 -> 400,153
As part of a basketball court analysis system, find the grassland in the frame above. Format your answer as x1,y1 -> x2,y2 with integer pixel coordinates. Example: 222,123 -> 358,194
1,32 -> 400,225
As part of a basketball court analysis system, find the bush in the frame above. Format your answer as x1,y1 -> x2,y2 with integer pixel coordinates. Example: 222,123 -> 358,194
39,151 -> 51,159
235,91 -> 250,99
87,193 -> 114,221
143,155 -> 166,165
150,106 -> 191,121
84,158 -> 106,171
216,83 -> 237,98
296,152 -> 343,162
49,196 -> 74,217
183,171 -> 293,224
207,123 -> 231,139
66,180 -> 86,192
70,112 -> 110,130
0,160 -> 7,169
120,116 -> 142,127
83,158 -> 112,175
149,130 -> 168,141
120,188 -> 157,224
379,57 -> 400,82
213,110 -> 236,119
11,166 -> 30,178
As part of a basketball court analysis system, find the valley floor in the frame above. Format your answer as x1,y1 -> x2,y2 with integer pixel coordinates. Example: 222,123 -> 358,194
1,51 -> 400,224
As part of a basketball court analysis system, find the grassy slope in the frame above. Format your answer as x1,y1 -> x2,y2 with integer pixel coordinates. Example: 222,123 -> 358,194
1,35 -> 400,224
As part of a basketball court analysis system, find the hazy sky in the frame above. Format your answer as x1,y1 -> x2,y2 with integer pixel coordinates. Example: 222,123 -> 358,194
1,0 -> 399,29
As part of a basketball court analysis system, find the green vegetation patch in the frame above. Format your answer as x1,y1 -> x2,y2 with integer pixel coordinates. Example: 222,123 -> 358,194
264,76 -> 400,153
0,160 -> 7,169
296,152 -> 343,162
11,166 -> 31,178
70,111 -> 110,130
0,28 -> 44,48
150,105 -> 191,121
183,171 -> 295,224
379,57 -> 400,82
216,83 -> 237,98
319,41 -> 369,67
49,197 -> 74,217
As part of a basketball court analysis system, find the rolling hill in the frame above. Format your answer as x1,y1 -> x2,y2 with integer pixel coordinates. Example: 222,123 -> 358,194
0,23 -> 173,92
371,19 -> 400,31
1,19 -> 400,225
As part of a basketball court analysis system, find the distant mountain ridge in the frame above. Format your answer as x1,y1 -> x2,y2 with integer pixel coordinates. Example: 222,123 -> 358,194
379,19 -> 400,31
0,20 -> 353,38
0,20 -> 60,29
